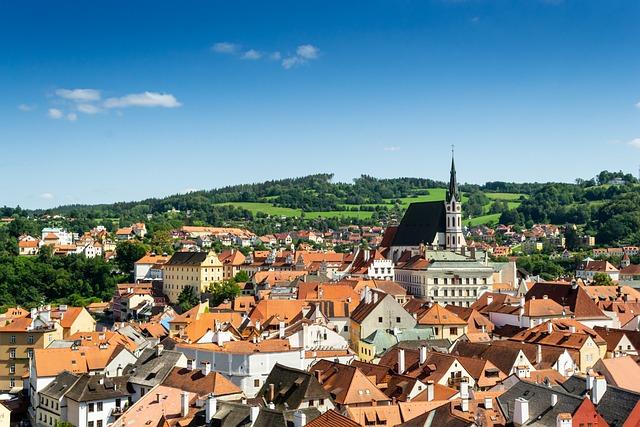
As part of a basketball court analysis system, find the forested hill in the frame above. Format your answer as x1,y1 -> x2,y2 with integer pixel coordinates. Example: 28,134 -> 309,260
2,170 -> 639,246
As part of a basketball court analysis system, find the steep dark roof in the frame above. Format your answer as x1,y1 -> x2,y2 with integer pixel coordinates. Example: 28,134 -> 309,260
525,282 -> 608,320
40,371 -> 80,400
166,251 -> 209,266
124,349 -> 184,388
257,363 -> 330,410
560,375 -> 640,427
390,201 -> 446,247
65,374 -> 130,402
350,293 -> 385,324
497,376 -> 582,426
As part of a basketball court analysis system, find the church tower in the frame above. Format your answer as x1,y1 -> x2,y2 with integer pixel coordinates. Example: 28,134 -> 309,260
445,149 -> 465,251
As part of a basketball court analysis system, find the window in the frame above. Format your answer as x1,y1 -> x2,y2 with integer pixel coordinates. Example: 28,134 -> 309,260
97,402 -> 103,411
254,379 -> 260,387
434,278 -> 438,285
27,335 -> 34,344
434,327 -> 439,335
9,335 -> 16,344
343,325 -> 348,332
309,400 -> 314,406
9,365 -> 15,374
116,398 -> 121,407
8,377 -> 14,388
9,348 -> 15,359
89,403 -> 95,412
378,317 -> 383,323
450,327 -> 458,336
88,422 -> 94,427
97,421 -> 103,427
396,317 -> 401,323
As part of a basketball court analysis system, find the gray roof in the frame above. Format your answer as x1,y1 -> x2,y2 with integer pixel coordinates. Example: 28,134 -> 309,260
560,375 -> 640,427
496,376 -> 583,426
40,371 -> 80,400
212,402 -> 319,427
166,251 -> 209,266
65,374 -> 130,402
124,349 -> 184,388
257,363 -> 329,410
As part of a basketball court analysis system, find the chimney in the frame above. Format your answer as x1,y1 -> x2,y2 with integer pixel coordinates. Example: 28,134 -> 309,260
556,413 -> 572,427
250,406 -> 260,425
201,361 -> 211,376
471,247 -> 476,259
293,410 -> 307,427
268,383 -> 276,403
586,372 -> 595,391
569,325 -> 576,334
460,378 -> 469,399
547,322 -> 553,334
486,294 -> 493,306
187,359 -> 195,371
279,321 -> 285,339
156,393 -> 162,404
591,376 -> 607,405
551,393 -> 558,407
398,348 -> 406,375
513,397 -> 530,426
426,380 -> 435,402
484,397 -> 493,410
314,370 -> 322,384
536,344 -> 542,365
155,344 -> 164,357
205,394 -> 217,423
461,398 -> 469,413
268,402 -> 275,410
373,291 -> 379,304
181,391 -> 189,417
520,296 -> 525,307
419,345 -> 427,365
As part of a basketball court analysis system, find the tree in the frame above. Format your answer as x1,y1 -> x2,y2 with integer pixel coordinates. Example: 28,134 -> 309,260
234,270 -> 249,282
177,286 -> 199,312
208,280 -> 241,307
115,241 -> 148,278
592,272 -> 614,286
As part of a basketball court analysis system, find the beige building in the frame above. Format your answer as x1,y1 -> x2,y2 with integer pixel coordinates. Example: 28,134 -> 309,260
0,309 -> 63,392
163,251 -> 223,303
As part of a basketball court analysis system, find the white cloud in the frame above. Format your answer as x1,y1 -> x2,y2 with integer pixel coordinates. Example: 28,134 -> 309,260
40,192 -> 54,200
242,49 -> 262,60
282,44 -> 320,69
212,42 -> 239,54
77,103 -> 101,114
629,138 -> 640,149
270,51 -> 282,61
282,56 -> 303,69
48,108 -> 64,119
67,112 -> 78,122
104,92 -> 182,109
296,44 -> 319,60
384,146 -> 401,152
55,88 -> 101,102
183,188 -> 199,194
18,104 -> 34,112
635,101 -> 640,109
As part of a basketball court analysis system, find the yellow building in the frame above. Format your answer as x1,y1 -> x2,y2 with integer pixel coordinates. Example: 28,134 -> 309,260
0,309 -> 63,392
416,303 -> 467,341
50,306 -> 97,339
163,251 -> 224,304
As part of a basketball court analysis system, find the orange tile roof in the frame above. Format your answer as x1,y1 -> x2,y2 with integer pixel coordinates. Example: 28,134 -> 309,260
305,410 -> 361,427
161,366 -> 241,397
50,307 -> 87,329
177,339 -> 298,354
180,312 -> 245,341
249,299 -> 309,323
135,253 -> 170,265
34,345 -> 124,377
417,304 -> 467,326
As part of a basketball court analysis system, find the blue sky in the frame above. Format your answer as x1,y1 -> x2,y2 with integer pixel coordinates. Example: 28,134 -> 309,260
1,0 -> 639,208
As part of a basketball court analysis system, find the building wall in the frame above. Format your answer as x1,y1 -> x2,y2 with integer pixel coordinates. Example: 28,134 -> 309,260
175,345 -> 305,398
0,326 -> 62,392
67,397 -> 126,427
578,338 -> 601,373
163,253 -> 223,303
64,308 -> 97,339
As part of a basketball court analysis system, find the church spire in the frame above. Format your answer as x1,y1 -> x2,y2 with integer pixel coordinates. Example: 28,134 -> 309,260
446,145 -> 459,203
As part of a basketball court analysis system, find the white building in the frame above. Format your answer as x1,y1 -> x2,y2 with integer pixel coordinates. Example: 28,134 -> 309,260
175,339 -> 305,398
